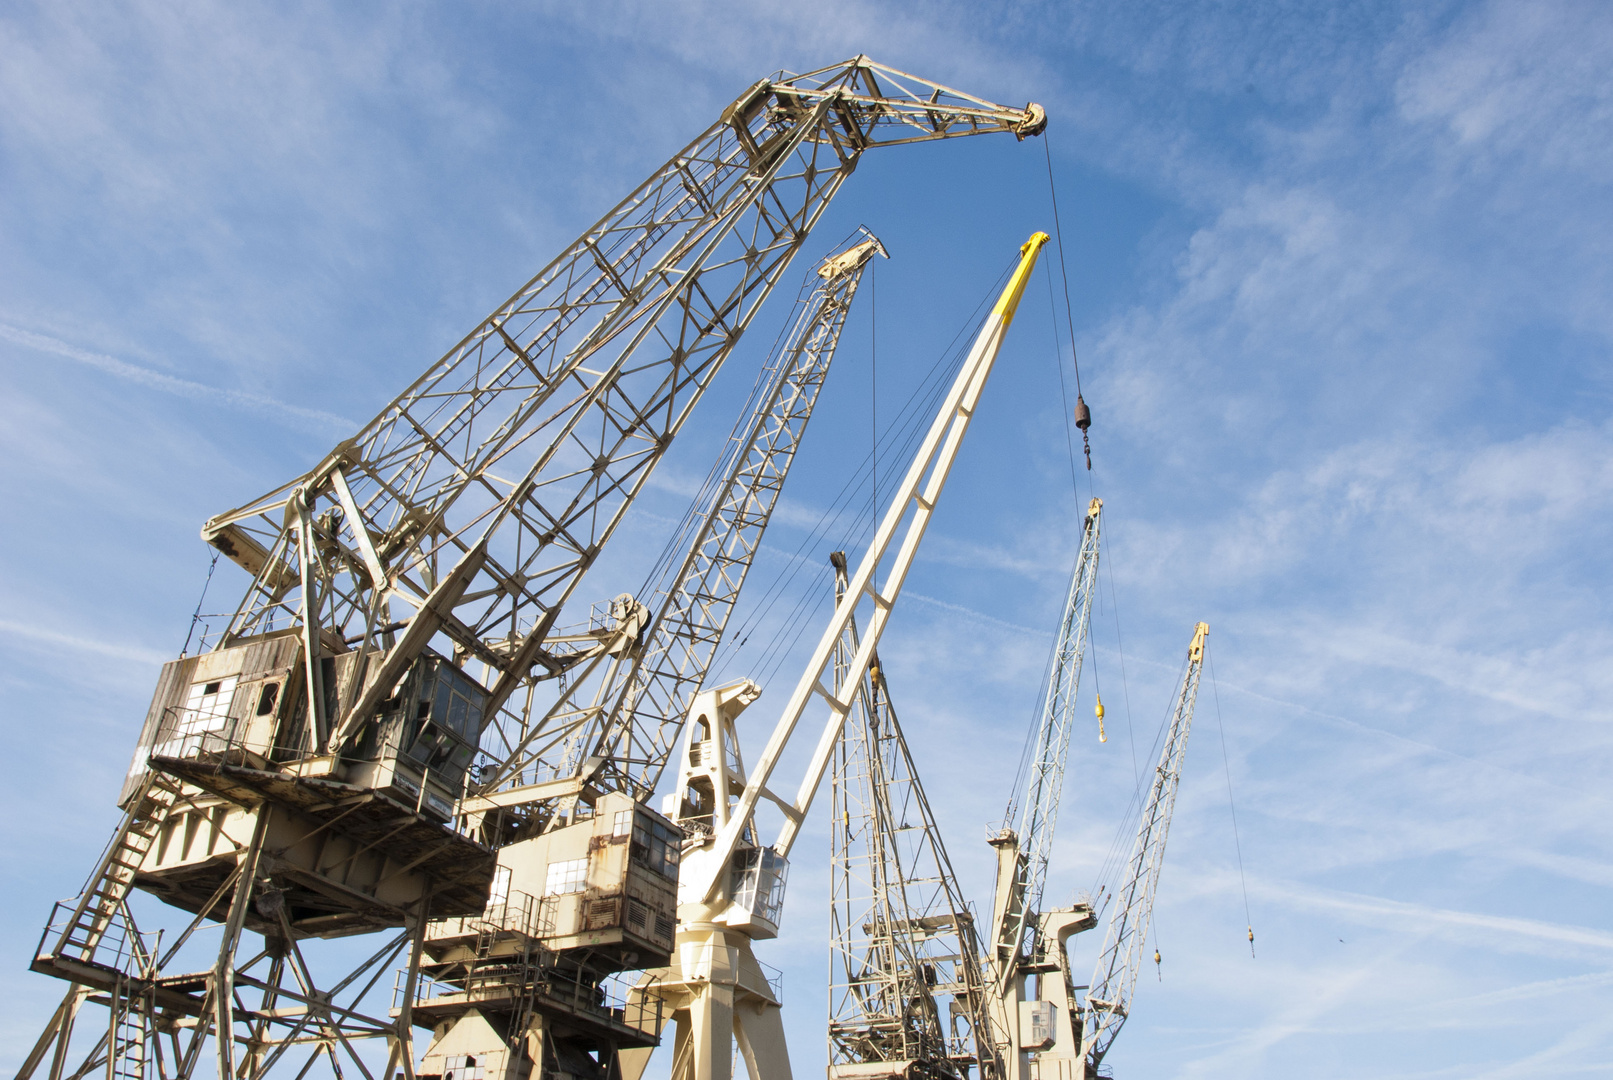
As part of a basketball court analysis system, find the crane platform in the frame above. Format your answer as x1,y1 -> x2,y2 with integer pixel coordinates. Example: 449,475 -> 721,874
136,751 -> 494,936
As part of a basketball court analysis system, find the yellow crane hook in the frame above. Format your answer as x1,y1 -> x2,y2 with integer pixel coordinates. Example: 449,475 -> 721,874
1095,693 -> 1107,743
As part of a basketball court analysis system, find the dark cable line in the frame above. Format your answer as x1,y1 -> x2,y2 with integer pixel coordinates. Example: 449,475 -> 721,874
181,551 -> 221,657
1043,133 -> 1084,397
710,261 -> 1013,684
1045,268 -> 1081,497
871,258 -> 878,522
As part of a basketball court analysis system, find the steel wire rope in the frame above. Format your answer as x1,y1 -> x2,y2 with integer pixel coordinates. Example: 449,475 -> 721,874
718,268 -> 996,661
1045,246 -> 1083,497
1001,258 -> 1099,833
180,551 -> 221,657
713,359 -> 946,689
761,292 -> 987,661
741,335 -> 1001,695
871,256 -> 878,521
1044,133 -> 1085,399
630,226 -> 870,608
1207,644 -> 1256,957
1088,651 -> 1190,922
708,261 -> 1014,684
751,331 -> 979,691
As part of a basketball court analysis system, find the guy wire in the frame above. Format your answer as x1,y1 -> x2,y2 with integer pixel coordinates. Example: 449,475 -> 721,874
1208,644 -> 1256,957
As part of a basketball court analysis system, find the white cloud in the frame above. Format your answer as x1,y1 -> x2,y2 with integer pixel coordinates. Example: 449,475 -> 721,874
0,617 -> 169,666
0,322 -> 354,433
1397,1 -> 1613,177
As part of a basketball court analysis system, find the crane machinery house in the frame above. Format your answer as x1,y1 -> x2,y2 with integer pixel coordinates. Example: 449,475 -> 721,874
110,634 -> 496,936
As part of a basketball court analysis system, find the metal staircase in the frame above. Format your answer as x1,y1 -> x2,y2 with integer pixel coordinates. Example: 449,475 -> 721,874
38,772 -> 183,973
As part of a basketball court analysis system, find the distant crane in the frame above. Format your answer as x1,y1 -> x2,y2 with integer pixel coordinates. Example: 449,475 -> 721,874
984,498 -> 1103,1078
1080,623 -> 1208,1077
825,551 -> 997,1080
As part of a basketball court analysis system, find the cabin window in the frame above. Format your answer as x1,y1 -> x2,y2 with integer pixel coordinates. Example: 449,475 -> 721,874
612,810 -> 633,837
177,675 -> 238,738
630,815 -> 682,880
255,682 -> 280,716
544,858 -> 588,896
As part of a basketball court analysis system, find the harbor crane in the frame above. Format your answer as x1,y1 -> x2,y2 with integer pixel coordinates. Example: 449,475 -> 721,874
18,57 -> 1045,1080
983,498 -> 1103,1079
824,552 -> 998,1080
1079,623 -> 1208,1079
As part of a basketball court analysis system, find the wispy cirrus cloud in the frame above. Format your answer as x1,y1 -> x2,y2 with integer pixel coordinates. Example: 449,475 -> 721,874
0,617 -> 169,667
0,323 -> 354,433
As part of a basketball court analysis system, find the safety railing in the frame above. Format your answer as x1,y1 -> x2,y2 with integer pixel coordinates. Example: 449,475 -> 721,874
35,898 -> 154,978
756,958 -> 785,1005
398,961 -> 664,1036
426,889 -> 555,944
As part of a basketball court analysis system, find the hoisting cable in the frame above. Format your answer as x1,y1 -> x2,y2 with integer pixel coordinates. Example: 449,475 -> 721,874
1207,643 -> 1256,958
632,258 -> 823,606
1103,530 -> 1141,793
870,257 -> 879,522
719,260 -> 999,660
180,550 -> 221,658
711,259 -> 1012,684
737,313 -> 972,688
746,348 -> 961,691
1044,133 -> 1093,471
1045,253 -> 1081,498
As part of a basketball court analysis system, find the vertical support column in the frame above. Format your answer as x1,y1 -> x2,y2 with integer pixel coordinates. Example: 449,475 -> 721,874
733,1004 -> 791,1080
687,980 -> 734,1080
295,497 -> 328,753
214,808 -> 271,1080
386,882 -> 432,1080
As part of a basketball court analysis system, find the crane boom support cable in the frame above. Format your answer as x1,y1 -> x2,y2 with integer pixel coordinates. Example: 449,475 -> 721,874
1043,134 -> 1084,398
1208,645 -> 1256,957
1083,623 -> 1208,1071
686,232 -> 1052,902
710,261 -> 1012,687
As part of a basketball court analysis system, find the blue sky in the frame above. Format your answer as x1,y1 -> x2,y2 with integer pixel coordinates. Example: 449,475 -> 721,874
3,2 -> 1612,1077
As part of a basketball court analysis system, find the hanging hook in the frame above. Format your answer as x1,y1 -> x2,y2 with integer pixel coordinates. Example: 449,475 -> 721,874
1074,394 -> 1093,470
1095,692 -> 1107,743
